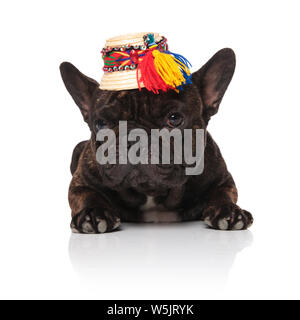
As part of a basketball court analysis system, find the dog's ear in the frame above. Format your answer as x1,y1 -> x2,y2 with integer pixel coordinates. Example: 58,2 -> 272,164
60,62 -> 99,121
192,48 -> 236,118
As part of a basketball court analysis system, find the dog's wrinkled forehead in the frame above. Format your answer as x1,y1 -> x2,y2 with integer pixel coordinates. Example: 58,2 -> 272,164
91,85 -> 202,124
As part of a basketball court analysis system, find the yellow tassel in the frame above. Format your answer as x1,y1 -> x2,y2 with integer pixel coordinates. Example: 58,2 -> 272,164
152,50 -> 191,90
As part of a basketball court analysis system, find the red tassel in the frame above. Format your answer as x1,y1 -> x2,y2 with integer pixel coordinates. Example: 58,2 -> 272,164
137,49 -> 171,94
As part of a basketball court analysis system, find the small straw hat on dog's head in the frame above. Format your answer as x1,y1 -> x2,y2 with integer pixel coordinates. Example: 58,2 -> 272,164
100,32 -> 192,94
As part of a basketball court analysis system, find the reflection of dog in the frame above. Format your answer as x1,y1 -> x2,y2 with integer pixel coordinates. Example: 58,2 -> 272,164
60,48 -> 253,233
68,223 -> 253,292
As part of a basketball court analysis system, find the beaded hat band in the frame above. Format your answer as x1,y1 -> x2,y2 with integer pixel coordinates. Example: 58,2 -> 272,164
99,32 -> 192,94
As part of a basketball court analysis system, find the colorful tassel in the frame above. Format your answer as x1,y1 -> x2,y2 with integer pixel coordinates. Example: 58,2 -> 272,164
167,50 -> 192,88
136,34 -> 192,93
153,50 -> 191,90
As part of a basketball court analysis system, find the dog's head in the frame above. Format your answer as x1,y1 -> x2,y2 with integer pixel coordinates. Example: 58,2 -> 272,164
60,48 -> 235,196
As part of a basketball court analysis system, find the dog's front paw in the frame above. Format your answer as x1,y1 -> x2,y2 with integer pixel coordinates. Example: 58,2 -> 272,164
203,203 -> 253,230
70,208 -> 121,234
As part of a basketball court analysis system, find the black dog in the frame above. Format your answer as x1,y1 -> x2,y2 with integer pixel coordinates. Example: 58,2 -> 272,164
60,48 -> 253,233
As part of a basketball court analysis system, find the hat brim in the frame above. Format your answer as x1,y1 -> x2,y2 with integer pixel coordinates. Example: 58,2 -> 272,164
99,69 -> 144,91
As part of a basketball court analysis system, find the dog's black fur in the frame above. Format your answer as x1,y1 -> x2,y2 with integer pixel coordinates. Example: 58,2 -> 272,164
60,48 -> 253,233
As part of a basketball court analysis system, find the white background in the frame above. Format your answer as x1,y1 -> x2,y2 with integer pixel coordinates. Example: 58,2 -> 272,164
0,0 -> 300,299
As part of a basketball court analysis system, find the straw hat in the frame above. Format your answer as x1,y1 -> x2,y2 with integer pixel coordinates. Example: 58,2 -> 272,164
99,32 -> 192,93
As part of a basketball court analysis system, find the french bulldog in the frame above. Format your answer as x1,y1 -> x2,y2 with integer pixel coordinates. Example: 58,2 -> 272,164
60,48 -> 253,233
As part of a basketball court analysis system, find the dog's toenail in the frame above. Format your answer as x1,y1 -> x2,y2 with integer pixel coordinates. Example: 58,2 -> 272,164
218,218 -> 228,230
233,221 -> 244,230
82,221 -> 94,233
113,218 -> 121,229
204,217 -> 212,227
97,219 -> 107,233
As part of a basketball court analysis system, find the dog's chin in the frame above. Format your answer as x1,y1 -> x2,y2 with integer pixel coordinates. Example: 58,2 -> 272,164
129,172 -> 188,198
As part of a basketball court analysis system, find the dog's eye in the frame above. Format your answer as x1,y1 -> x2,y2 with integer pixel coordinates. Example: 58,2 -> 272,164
167,113 -> 184,128
94,119 -> 108,131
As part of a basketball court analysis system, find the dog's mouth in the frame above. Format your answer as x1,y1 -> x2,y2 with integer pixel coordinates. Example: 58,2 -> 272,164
123,168 -> 168,196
